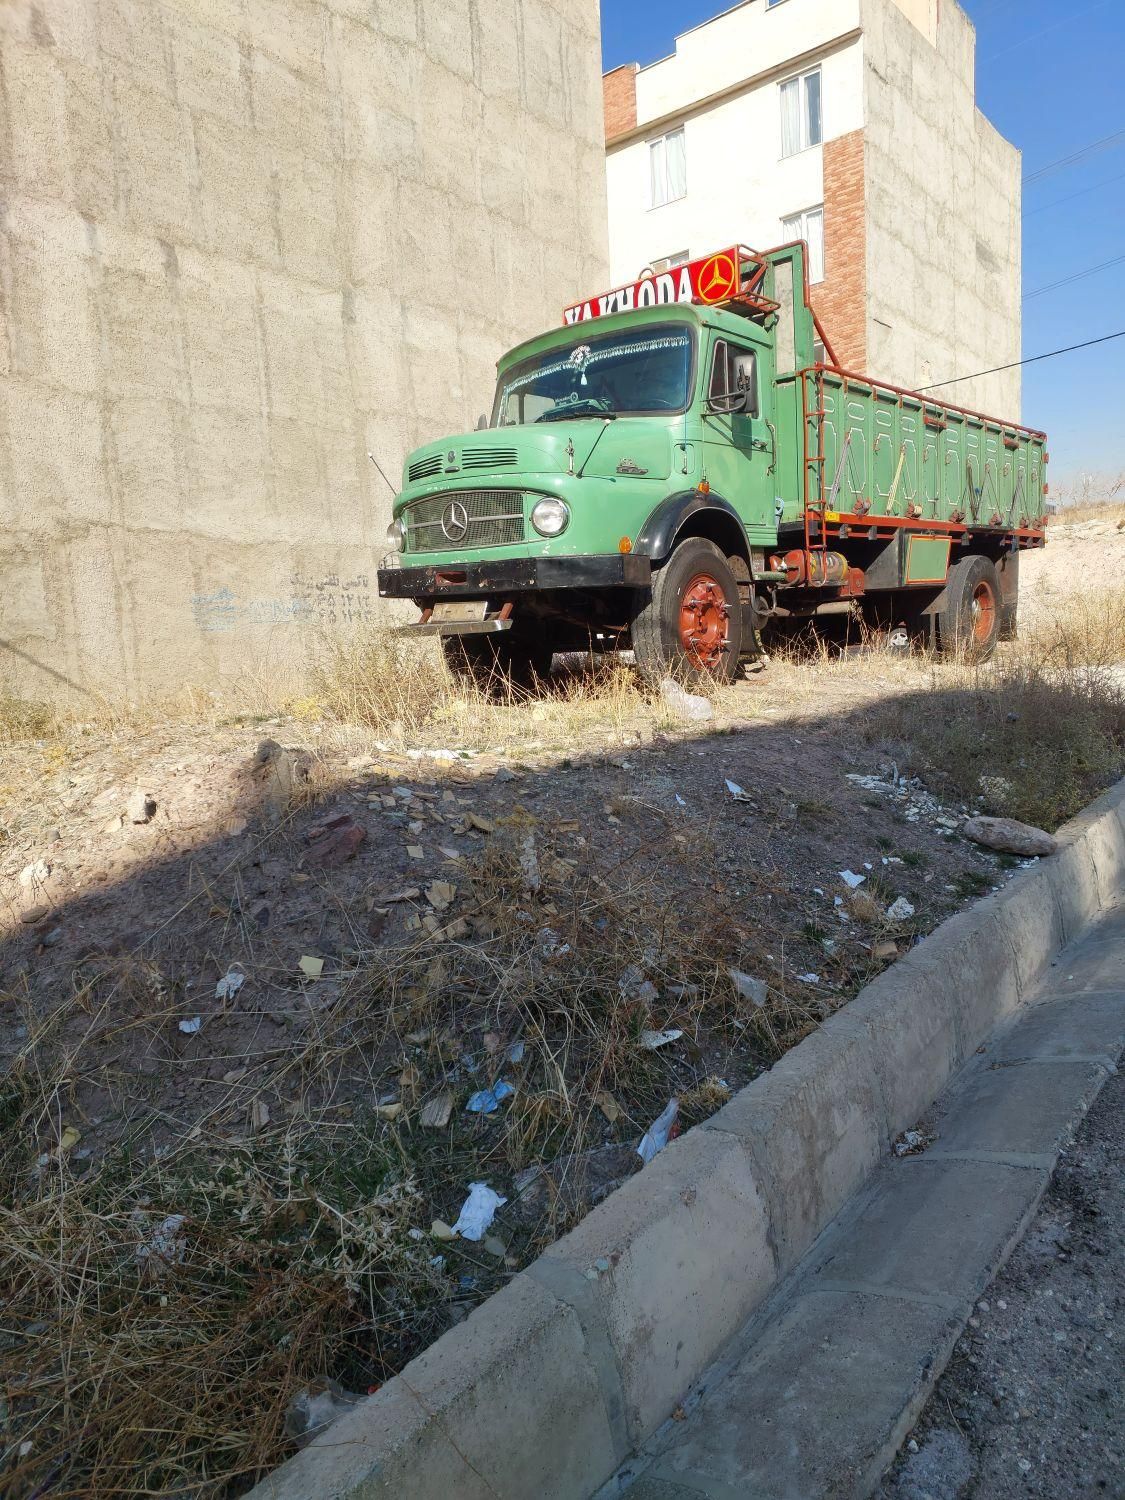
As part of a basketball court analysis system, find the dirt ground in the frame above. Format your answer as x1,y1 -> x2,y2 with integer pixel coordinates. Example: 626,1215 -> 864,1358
880,1069 -> 1124,1500
1,515 -> 1122,1496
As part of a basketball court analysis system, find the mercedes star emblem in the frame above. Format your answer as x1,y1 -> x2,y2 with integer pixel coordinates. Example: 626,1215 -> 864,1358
441,500 -> 469,542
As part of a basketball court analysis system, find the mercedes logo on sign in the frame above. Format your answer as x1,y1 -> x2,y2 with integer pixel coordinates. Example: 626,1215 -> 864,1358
441,500 -> 469,542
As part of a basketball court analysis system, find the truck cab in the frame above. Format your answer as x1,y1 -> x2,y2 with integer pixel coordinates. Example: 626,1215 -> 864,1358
378,245 -> 1045,685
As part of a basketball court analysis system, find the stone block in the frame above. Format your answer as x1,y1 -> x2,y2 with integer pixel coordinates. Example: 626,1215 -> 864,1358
421,0 -> 474,80
277,151 -> 342,286
4,204 -> 100,393
114,78 -> 197,244
98,0 -> 172,92
178,257 -> 262,413
100,265 -> 183,401
531,1127 -> 776,1448
166,9 -> 248,127
0,550 -> 54,640
4,380 -> 110,526
705,1015 -> 885,1272
110,397 -> 187,531
185,403 -> 272,537
245,0 -> 327,83
250,48 -> 335,163
195,112 -> 280,267
2,40 -> 72,201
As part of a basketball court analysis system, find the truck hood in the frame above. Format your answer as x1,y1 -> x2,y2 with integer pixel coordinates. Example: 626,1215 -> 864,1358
401,420 -> 675,490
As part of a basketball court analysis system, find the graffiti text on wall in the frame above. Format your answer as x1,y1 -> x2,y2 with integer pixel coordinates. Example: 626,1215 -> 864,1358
191,576 -> 374,634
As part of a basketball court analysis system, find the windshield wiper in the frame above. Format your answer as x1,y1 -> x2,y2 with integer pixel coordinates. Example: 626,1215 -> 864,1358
536,399 -> 617,422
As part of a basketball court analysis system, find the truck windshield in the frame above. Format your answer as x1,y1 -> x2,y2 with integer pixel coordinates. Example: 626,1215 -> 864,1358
493,324 -> 694,426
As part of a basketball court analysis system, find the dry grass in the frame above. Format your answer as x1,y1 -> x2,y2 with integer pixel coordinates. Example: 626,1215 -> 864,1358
0,813 -> 833,1497
863,590 -> 1125,830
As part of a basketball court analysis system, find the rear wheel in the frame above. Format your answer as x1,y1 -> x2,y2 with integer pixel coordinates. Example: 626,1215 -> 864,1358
631,538 -> 743,685
936,555 -> 1002,662
441,627 -> 554,696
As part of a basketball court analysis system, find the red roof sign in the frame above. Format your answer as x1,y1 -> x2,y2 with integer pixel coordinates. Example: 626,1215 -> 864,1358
563,247 -> 742,326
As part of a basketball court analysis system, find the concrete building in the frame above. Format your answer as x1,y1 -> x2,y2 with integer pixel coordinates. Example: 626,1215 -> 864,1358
603,0 -> 1021,418
0,0 -> 607,701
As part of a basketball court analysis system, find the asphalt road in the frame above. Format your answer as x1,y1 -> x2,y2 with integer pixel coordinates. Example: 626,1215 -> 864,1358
880,1067 -> 1124,1500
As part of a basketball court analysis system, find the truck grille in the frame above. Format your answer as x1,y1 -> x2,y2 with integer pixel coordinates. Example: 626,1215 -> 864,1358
404,490 -> 526,551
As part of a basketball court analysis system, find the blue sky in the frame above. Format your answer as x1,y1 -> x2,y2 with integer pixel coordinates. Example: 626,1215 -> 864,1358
601,0 -> 1124,483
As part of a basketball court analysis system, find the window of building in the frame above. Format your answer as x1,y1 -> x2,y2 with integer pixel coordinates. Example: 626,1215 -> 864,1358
766,0 -> 790,7
782,205 -> 825,283
780,68 -> 822,156
651,251 -> 690,272
649,127 -> 687,208
708,340 -> 760,417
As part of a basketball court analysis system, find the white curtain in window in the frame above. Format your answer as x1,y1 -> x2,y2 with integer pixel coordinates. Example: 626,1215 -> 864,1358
665,127 -> 687,201
780,77 -> 801,157
650,138 -> 665,208
805,207 -> 825,282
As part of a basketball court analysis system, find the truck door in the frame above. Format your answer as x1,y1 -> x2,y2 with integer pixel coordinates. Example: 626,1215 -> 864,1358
702,336 -> 775,545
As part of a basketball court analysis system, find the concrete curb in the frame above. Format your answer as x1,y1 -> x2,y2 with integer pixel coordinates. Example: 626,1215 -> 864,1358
246,779 -> 1125,1500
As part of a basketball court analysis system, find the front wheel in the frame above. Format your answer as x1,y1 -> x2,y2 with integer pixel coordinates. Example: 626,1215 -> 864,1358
631,537 -> 744,685
936,555 -> 1002,662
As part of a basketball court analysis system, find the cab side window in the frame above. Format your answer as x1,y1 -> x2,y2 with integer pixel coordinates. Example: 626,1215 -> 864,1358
708,340 -> 760,416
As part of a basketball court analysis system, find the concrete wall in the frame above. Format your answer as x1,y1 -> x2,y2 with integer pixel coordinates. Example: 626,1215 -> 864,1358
0,0 -> 608,702
862,0 -> 1021,417
604,5 -> 864,285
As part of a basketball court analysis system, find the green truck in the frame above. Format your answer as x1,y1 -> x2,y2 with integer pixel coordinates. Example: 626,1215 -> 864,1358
377,244 -> 1047,685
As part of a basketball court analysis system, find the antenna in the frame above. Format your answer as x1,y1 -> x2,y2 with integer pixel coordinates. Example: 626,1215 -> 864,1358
367,451 -> 397,497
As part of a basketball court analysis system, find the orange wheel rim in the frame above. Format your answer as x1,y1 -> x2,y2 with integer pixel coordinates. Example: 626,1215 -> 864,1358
679,573 -> 731,670
971,581 -> 996,643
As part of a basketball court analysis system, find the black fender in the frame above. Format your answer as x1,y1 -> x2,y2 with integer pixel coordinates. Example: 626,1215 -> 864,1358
633,490 -> 753,569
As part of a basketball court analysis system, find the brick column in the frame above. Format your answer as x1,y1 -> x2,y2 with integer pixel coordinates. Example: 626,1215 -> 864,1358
603,64 -> 638,143
809,129 -> 867,370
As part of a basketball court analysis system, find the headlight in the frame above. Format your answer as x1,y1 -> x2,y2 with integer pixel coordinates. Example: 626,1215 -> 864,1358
386,517 -> 405,552
530,497 -> 570,537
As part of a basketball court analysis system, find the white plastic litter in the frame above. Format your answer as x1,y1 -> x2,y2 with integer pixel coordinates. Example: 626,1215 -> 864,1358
796,972 -> 820,985
452,1182 -> 507,1241
637,1098 -> 679,1164
215,968 -> 244,1001
178,1016 -> 202,1034
134,1212 -> 187,1268
660,678 -> 713,722
887,896 -> 916,920
640,1028 -> 683,1050
839,870 -> 867,889
506,1041 -> 525,1064
725,779 -> 754,803
728,967 -> 768,1007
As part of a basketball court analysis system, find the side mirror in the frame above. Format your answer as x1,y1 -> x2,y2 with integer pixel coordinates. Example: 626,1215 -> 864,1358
475,414 -> 488,431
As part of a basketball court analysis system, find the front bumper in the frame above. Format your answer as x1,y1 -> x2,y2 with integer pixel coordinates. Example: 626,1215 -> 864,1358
377,554 -> 652,599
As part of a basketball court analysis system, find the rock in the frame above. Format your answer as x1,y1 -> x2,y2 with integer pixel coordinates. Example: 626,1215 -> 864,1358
886,896 -> 916,921
127,791 -> 157,824
19,905 -> 49,925
495,766 -> 517,783
19,859 -> 51,889
660,677 -> 713,722
41,927 -> 63,948
728,966 -> 768,1007
303,816 -> 366,868
962,815 -> 1057,858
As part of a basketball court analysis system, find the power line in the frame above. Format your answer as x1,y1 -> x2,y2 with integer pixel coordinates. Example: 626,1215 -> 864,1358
1024,126 -> 1125,184
1027,167 -> 1125,216
917,329 -> 1125,391
1024,253 -> 1125,300
983,0 -> 1112,64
